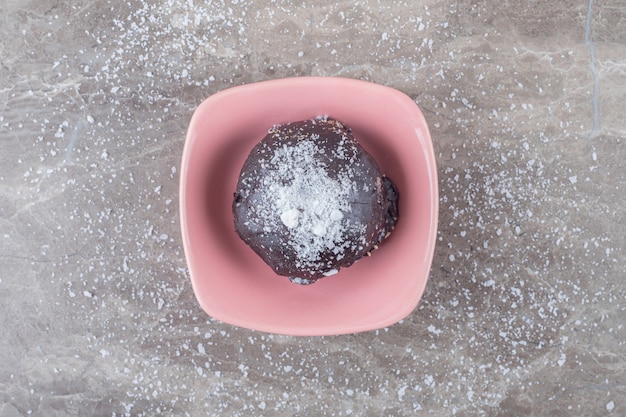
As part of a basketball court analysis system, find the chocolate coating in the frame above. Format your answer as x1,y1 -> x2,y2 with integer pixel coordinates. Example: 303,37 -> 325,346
232,118 -> 399,283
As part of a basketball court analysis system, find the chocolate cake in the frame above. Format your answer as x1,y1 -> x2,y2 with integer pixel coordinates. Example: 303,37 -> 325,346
232,117 -> 399,284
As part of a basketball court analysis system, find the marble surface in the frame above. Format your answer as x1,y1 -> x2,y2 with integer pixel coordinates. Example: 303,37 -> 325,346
1,0 -> 625,416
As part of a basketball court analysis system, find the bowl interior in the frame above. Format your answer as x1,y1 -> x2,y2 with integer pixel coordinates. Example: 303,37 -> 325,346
180,77 -> 438,335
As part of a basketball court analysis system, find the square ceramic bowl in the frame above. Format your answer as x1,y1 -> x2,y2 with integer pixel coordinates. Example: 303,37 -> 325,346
180,77 -> 438,336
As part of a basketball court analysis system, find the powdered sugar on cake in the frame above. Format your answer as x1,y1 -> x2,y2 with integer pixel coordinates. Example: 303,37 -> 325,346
233,117 -> 398,281
251,134 -> 365,272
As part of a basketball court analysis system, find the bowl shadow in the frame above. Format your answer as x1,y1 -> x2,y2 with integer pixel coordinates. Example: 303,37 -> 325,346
202,133 -> 257,267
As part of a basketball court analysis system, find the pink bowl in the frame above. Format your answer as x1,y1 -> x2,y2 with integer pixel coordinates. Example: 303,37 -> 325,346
180,77 -> 438,336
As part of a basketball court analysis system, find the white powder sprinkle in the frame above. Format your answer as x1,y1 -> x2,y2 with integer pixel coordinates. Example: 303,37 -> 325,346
247,134 -> 365,273
280,208 -> 300,228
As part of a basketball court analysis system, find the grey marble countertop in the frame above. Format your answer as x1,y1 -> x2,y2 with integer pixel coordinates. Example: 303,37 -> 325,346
1,1 -> 624,416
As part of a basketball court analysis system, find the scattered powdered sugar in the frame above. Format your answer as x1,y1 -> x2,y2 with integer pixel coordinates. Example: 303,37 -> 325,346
252,137 -> 362,271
